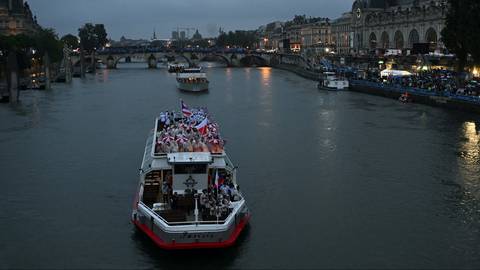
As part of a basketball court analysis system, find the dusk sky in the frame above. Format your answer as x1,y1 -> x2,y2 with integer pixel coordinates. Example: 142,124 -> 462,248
27,0 -> 352,40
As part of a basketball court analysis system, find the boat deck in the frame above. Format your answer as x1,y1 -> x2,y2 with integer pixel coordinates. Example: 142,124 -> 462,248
142,188 -> 241,225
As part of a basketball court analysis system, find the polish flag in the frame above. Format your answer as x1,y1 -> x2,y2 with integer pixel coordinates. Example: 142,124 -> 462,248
195,118 -> 209,135
181,100 -> 192,117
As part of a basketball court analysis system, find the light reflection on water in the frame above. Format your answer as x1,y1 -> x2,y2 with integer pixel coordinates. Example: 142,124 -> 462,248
259,67 -> 271,87
457,122 -> 480,201
1,67 -> 480,268
460,122 -> 480,164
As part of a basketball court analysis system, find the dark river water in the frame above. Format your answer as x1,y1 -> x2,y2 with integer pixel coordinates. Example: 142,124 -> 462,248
1,63 -> 480,269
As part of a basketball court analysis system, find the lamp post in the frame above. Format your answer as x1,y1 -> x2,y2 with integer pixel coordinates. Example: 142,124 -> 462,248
43,52 -> 51,90
7,51 -> 18,103
63,45 -> 72,83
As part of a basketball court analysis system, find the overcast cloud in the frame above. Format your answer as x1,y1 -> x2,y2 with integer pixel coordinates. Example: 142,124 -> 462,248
27,0 -> 352,40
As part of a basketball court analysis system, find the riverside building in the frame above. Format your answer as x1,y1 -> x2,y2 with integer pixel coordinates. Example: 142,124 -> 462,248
0,0 -> 39,36
348,0 -> 447,55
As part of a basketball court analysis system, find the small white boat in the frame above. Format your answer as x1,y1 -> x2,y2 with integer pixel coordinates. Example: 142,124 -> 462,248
176,68 -> 209,92
318,72 -> 349,91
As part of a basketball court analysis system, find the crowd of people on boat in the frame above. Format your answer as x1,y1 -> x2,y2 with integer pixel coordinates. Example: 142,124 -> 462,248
176,77 -> 209,84
168,65 -> 185,73
199,178 -> 241,219
155,108 -> 224,154
161,170 -> 241,220
369,70 -> 480,97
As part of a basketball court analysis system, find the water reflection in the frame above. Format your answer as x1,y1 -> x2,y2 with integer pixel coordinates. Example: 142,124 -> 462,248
316,109 -> 337,154
457,122 -> 480,201
2,67 -> 480,268
131,225 -> 251,269
244,67 -> 251,80
460,122 -> 480,165
259,67 -> 271,87
225,67 -> 232,81
257,68 -> 273,129
99,69 -> 110,83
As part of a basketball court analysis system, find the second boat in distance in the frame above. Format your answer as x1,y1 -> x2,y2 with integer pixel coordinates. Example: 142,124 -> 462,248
176,67 -> 209,92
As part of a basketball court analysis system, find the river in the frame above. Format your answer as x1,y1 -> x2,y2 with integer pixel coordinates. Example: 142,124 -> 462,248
1,63 -> 479,269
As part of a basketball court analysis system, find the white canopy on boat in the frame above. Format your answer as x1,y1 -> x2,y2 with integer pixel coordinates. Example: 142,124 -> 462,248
381,69 -> 412,77
177,73 -> 207,79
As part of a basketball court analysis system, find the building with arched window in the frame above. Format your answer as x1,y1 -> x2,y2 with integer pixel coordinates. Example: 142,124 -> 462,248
333,0 -> 447,55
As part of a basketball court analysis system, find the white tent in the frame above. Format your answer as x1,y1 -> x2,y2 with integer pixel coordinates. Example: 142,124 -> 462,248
380,69 -> 413,77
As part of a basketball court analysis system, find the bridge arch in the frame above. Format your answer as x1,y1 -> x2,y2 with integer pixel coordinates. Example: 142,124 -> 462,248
240,55 -> 269,67
199,54 -> 231,66
176,54 -> 193,66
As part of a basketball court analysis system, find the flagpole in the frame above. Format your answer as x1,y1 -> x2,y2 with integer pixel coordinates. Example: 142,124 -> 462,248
216,169 -> 219,224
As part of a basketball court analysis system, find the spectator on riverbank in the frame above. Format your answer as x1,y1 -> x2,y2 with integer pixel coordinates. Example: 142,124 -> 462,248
365,69 -> 480,97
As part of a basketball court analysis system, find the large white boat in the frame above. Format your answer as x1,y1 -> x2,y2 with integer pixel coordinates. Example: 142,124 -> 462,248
132,104 -> 250,250
176,68 -> 209,92
318,72 -> 349,91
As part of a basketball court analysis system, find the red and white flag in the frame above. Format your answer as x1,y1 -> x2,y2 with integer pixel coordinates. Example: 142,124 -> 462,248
181,100 -> 192,117
195,118 -> 209,135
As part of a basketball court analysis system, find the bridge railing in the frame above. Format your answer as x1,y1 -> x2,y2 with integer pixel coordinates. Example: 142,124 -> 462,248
96,47 -> 268,56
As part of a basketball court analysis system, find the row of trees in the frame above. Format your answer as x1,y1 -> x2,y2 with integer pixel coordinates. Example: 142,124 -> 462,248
441,0 -> 480,72
0,22 -> 108,74
0,28 -> 64,70
285,15 -> 330,27
61,23 -> 108,53
216,30 -> 258,48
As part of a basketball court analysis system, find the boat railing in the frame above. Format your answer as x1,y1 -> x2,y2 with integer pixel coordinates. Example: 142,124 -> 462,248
139,202 -> 230,226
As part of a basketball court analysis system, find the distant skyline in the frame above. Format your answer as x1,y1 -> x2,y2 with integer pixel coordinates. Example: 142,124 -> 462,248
27,0 -> 352,40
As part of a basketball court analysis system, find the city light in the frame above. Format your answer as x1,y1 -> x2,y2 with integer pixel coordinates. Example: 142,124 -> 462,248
473,67 -> 479,77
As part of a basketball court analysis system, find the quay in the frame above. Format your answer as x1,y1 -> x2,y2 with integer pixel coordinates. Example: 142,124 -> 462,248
349,80 -> 480,114
270,60 -> 480,114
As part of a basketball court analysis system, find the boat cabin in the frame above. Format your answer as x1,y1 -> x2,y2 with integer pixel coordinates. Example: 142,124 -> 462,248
176,72 -> 208,83
181,68 -> 203,73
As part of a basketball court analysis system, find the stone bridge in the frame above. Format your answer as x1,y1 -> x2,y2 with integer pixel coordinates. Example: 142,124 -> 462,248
71,48 -> 275,69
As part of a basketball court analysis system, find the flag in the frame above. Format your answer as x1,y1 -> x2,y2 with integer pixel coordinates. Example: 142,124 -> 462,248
215,169 -> 219,187
181,100 -> 192,117
195,117 -> 209,135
